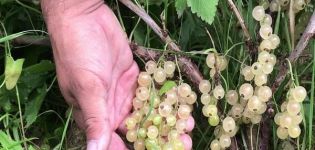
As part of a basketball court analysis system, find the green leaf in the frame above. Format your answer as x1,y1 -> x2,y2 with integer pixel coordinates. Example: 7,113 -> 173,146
175,0 -> 187,17
187,0 -> 219,25
0,131 -> 23,150
5,56 -> 25,90
159,81 -> 177,96
25,85 -> 47,128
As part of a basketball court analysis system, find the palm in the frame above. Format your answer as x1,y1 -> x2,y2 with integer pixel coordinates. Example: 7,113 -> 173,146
47,4 -> 138,149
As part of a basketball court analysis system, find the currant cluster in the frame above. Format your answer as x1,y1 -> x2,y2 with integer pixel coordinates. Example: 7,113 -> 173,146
274,86 -> 306,139
268,0 -> 309,12
201,53 -> 240,149
126,60 -> 197,150
209,117 -> 238,149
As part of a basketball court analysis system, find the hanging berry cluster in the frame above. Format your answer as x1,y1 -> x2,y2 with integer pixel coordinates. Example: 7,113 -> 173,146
206,1 -> 308,149
126,60 -> 197,150
274,86 -> 306,139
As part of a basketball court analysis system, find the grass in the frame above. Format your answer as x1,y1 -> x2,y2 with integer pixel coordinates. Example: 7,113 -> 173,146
0,0 -> 314,149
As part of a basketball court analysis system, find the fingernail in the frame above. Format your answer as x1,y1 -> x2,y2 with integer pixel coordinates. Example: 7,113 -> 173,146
87,140 -> 98,150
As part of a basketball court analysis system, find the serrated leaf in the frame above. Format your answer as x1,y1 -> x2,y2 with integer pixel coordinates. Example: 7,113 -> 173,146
159,81 -> 177,96
175,0 -> 187,17
187,0 -> 219,25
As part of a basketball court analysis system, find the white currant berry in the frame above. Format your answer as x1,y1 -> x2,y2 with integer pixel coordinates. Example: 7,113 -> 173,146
252,6 -> 265,21
145,60 -> 157,74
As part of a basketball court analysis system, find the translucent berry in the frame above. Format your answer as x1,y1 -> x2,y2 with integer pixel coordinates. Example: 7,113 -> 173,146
153,67 -> 166,83
138,72 -> 152,87
259,25 -> 273,39
239,83 -> 254,100
217,56 -> 228,71
248,96 -> 263,112
166,115 -> 177,127
213,84 -> 225,99
260,14 -> 272,26
176,119 -> 187,133
291,86 -> 307,102
257,86 -> 272,102
147,125 -> 159,139
165,90 -> 178,105
202,105 -> 218,117
262,63 -> 274,74
137,128 -> 147,138
286,101 -> 301,116
254,74 -> 267,86
153,115 -> 162,125
269,34 -> 280,49
133,98 -> 143,110
145,60 -> 157,74
231,104 -> 244,118
206,53 -> 216,68
168,130 -> 179,140
288,125 -> 301,138
136,87 -> 150,101
252,6 -> 265,21
251,114 -> 262,124
201,93 -> 211,105
294,0 -> 306,11
210,139 -> 221,150
269,54 -> 277,65
178,83 -> 192,97
185,91 -> 197,104
270,1 -> 280,12
126,129 -> 137,142
199,80 -> 211,94
259,39 -> 273,51
222,117 -> 236,133
251,62 -> 263,75
242,66 -> 255,81
226,90 -> 239,105
134,139 -> 145,150
279,113 -> 293,129
158,102 -> 172,117
125,117 -> 137,130
277,127 -> 289,139
164,61 -> 176,75
178,104 -> 191,119
219,134 -> 231,148
208,115 -> 220,126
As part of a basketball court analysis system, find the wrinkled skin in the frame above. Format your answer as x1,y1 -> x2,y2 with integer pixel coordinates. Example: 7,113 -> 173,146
41,0 -> 193,149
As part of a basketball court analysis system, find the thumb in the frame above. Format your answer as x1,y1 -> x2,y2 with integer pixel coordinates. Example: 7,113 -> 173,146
73,103 -> 112,150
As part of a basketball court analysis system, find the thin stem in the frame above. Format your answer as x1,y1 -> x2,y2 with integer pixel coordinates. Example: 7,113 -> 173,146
286,58 -> 296,87
15,86 -> 28,150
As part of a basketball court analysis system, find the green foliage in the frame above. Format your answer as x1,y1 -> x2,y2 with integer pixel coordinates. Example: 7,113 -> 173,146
187,0 -> 219,25
0,131 -> 23,150
4,56 -> 24,90
159,80 -> 177,95
175,0 -> 187,17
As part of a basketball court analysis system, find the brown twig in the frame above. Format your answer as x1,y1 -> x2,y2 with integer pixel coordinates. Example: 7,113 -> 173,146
227,0 -> 251,41
227,0 -> 257,59
118,0 -> 203,86
259,11 -> 315,150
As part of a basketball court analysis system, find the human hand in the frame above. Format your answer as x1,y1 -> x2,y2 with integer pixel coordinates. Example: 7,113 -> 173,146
41,0 -> 194,149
